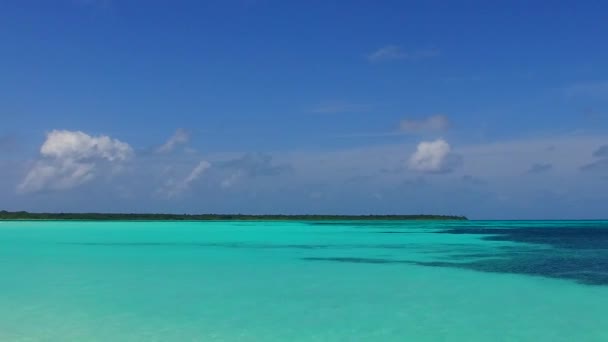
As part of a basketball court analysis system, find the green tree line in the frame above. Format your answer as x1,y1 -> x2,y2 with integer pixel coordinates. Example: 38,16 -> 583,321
0,210 -> 467,221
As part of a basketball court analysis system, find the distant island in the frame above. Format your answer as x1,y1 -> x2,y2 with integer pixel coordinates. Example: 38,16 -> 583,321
0,210 -> 467,221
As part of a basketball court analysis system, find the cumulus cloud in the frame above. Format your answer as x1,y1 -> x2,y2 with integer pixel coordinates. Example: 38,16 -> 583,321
39,130 -> 132,161
400,114 -> 450,133
408,139 -> 459,173
157,129 -> 190,153
160,160 -> 211,198
18,130 -> 133,193
368,46 -> 439,62
526,163 -> 553,174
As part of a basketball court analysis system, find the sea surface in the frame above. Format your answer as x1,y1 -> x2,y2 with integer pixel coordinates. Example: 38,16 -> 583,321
1,220 -> 607,341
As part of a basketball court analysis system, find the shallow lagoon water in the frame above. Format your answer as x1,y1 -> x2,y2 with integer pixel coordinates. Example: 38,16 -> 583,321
1,220 -> 607,341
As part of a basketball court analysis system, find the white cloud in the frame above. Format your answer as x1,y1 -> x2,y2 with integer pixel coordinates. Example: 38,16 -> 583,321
408,139 -> 456,173
368,46 -> 439,62
19,160 -> 95,192
400,114 -> 450,133
40,130 -> 132,161
8,128 -> 608,218
185,160 -> 211,184
18,130 -> 133,193
160,160 -> 211,198
157,129 -> 190,153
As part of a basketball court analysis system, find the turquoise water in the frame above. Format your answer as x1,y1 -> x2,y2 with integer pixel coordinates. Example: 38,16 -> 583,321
1,220 -> 607,341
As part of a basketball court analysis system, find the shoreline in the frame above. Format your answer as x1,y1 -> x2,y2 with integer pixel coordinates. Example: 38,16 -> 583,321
0,211 -> 467,221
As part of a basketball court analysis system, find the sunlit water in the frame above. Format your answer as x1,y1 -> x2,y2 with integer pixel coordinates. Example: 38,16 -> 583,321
1,220 -> 607,341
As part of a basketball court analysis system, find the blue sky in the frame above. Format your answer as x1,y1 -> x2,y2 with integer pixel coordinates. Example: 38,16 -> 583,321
1,0 -> 607,219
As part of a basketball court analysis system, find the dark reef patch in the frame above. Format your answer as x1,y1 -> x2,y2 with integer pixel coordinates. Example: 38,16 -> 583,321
376,231 -> 421,234
438,226 -> 608,250
411,254 -> 608,286
302,222 -> 608,286
302,252 -> 608,285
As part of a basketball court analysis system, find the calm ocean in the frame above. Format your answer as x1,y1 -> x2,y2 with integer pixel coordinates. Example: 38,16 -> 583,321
1,220 -> 607,341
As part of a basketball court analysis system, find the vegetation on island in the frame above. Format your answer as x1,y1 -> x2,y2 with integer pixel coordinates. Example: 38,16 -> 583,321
0,210 -> 467,221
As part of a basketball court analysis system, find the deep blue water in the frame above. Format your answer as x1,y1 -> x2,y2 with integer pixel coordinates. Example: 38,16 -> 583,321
305,220 -> 608,285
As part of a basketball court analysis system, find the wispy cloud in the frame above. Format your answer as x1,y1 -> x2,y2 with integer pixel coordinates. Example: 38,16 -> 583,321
157,129 -> 190,153
159,160 -> 211,198
368,46 -> 439,63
